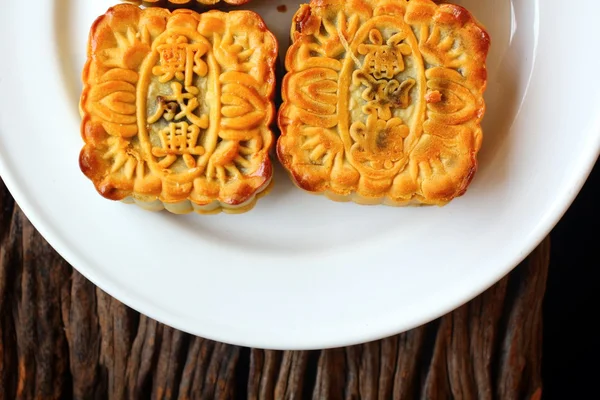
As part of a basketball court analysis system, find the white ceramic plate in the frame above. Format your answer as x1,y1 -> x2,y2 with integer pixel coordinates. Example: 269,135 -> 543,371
0,0 -> 598,350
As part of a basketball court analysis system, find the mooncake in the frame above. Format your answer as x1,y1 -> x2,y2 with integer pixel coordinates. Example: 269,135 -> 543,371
80,4 -> 277,214
277,0 -> 490,206
127,0 -> 251,7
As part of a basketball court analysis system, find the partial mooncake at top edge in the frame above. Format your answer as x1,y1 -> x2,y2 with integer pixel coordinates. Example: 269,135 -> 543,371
125,0 -> 251,7
277,0 -> 490,207
80,4 -> 278,215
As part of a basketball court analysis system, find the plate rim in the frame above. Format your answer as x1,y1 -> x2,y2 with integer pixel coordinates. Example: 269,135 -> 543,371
2,146 -> 599,350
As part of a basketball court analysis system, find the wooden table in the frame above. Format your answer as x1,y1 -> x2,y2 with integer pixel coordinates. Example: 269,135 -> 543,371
0,178 -> 549,400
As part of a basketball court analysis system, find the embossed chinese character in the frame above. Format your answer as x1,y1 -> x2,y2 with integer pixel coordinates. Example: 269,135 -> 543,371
148,34 -> 210,169
152,121 -> 206,168
152,34 -> 209,94
147,82 -> 209,129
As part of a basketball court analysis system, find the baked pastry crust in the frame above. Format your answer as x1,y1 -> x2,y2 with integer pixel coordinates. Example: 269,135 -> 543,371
80,4 -> 277,214
277,0 -> 490,206
129,0 -> 251,7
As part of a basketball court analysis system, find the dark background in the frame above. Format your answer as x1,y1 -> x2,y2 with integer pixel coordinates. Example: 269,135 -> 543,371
543,158 -> 599,398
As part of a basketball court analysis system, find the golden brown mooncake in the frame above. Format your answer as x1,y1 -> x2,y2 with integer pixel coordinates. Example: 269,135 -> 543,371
277,0 -> 490,206
129,0 -> 251,7
80,4 -> 277,215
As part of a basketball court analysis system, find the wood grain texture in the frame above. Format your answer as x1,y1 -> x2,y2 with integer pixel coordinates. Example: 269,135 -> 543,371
0,179 -> 548,399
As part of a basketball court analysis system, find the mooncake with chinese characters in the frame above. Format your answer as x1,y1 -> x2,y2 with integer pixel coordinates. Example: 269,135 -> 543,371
80,4 -> 277,214
277,0 -> 490,206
